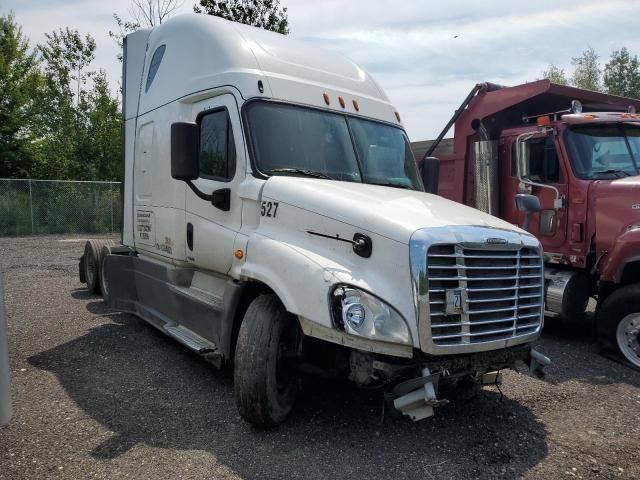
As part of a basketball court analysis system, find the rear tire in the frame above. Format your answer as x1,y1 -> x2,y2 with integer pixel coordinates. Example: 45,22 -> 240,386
234,294 -> 301,427
597,283 -> 640,368
82,239 -> 115,295
99,245 -> 113,305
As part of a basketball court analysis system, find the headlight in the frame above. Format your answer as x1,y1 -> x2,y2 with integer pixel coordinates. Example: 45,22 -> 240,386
330,286 -> 411,345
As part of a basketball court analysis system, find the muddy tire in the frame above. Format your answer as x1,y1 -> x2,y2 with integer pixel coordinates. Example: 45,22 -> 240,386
83,239 -> 115,295
597,283 -> 640,368
234,294 -> 301,427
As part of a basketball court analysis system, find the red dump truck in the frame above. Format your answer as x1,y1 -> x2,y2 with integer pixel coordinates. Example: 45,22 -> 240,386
413,80 -> 640,368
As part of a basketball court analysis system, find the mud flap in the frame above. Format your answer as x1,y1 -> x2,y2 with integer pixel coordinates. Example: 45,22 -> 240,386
78,255 -> 86,284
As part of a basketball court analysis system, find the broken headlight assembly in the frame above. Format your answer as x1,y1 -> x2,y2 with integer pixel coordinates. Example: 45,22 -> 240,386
331,286 -> 411,345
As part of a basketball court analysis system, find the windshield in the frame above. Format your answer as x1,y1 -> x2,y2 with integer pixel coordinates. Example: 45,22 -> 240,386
564,124 -> 640,179
246,102 -> 423,191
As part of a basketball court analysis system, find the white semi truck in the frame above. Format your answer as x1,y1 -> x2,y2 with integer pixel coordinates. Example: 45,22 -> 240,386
80,14 -> 549,427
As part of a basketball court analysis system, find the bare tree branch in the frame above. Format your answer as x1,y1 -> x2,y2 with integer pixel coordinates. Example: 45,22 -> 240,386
129,0 -> 184,27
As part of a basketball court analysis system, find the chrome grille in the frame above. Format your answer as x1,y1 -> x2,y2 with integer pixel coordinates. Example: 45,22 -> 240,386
426,244 -> 543,346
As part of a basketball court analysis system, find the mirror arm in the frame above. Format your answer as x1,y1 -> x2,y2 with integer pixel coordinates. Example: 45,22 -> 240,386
186,181 -> 230,211
186,180 -> 213,202
515,131 -> 564,209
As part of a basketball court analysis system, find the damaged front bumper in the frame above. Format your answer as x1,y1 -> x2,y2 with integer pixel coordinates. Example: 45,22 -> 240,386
351,344 -> 551,421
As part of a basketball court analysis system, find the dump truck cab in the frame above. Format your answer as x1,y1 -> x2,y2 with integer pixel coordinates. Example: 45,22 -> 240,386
415,80 -> 640,368
81,15 -> 550,427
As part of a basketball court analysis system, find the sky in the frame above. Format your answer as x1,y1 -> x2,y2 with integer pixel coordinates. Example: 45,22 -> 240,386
3,0 -> 640,140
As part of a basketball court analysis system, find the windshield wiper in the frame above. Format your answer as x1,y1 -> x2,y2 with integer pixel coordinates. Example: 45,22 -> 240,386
267,168 -> 332,179
367,180 -> 412,190
591,169 -> 631,178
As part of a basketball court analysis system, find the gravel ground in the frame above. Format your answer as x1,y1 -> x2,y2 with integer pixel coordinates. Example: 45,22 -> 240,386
1,235 -> 639,480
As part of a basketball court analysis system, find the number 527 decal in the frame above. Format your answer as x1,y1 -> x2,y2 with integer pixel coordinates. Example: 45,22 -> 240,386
261,201 -> 279,218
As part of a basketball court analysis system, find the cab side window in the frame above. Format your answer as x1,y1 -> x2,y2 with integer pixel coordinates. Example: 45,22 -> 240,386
512,136 -> 561,183
145,45 -> 166,92
199,110 -> 236,181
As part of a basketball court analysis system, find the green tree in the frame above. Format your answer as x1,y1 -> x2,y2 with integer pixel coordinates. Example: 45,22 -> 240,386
38,28 -> 96,107
571,46 -> 602,92
35,29 -> 96,178
194,0 -> 289,34
0,12 -> 43,178
77,71 -> 122,181
541,63 -> 568,85
603,47 -> 640,99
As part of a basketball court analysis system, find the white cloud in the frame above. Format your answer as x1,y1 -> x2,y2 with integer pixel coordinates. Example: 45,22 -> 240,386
3,0 -> 640,139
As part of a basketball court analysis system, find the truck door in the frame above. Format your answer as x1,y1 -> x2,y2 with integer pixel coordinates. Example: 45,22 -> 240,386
185,94 -> 245,274
505,134 -> 568,249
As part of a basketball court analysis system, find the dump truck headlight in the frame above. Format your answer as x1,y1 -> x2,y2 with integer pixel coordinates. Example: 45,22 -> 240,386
331,286 -> 411,345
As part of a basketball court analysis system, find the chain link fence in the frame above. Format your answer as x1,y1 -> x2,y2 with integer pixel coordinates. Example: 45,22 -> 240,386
0,179 -> 122,236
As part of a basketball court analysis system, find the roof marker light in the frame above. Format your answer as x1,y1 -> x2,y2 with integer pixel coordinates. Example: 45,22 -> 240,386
537,115 -> 551,126
352,99 -> 360,111
323,93 -> 330,105
394,111 -> 401,122
338,96 -> 346,108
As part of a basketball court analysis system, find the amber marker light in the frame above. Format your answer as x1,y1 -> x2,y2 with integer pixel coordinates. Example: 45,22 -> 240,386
537,115 -> 551,126
234,249 -> 244,260
323,93 -> 330,105
352,99 -> 360,111
338,96 -> 346,108
394,111 -> 401,122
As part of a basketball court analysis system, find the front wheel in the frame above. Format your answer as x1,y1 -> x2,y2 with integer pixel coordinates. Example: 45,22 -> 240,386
233,294 -> 301,427
597,284 -> 640,368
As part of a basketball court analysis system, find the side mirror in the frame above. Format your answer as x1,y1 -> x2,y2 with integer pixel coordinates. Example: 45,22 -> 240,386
515,194 -> 540,231
421,156 -> 440,194
171,122 -> 199,181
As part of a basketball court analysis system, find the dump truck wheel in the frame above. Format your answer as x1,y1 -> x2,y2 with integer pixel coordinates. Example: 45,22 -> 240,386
99,245 -> 113,305
83,239 -> 115,295
597,284 -> 640,369
234,294 -> 301,427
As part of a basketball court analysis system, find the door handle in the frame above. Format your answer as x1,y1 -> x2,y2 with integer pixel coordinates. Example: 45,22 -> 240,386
187,223 -> 193,251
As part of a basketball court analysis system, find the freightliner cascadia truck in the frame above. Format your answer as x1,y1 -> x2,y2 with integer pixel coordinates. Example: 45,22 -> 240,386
79,14 -> 550,427
414,80 -> 640,369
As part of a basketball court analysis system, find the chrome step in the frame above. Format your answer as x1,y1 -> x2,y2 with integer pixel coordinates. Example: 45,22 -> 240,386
164,324 -> 218,353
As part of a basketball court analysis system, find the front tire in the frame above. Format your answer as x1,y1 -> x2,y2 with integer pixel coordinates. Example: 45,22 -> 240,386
597,284 -> 640,368
234,294 -> 301,427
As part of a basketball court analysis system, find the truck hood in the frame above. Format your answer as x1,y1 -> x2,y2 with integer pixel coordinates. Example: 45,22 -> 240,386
261,177 -> 525,244
591,175 -> 640,250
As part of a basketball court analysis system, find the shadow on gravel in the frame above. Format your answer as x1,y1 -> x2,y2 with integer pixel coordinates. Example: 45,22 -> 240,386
28,312 -> 550,479
71,289 -> 96,301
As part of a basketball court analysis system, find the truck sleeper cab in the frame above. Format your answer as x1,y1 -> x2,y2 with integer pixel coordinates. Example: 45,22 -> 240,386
80,14 -> 549,427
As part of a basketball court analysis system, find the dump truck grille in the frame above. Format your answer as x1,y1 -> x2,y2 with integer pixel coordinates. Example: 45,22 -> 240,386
426,244 -> 543,347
